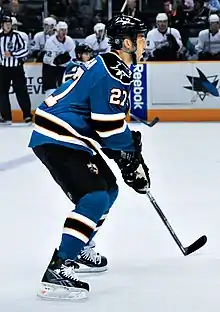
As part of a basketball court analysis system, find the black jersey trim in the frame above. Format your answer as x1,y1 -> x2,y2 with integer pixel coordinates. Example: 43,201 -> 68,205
35,114 -> 97,151
99,52 -> 133,85
64,218 -> 94,239
91,118 -> 124,132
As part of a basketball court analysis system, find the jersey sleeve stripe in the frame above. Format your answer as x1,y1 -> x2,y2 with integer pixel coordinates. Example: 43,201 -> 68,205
96,122 -> 127,138
91,119 -> 124,132
91,112 -> 126,121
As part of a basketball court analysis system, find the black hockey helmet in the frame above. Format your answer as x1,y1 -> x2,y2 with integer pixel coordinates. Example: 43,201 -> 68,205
75,44 -> 93,56
107,14 -> 147,50
2,15 -> 12,24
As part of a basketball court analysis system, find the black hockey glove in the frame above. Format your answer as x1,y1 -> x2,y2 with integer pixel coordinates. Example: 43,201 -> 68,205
166,34 -> 180,52
32,50 -> 46,62
53,52 -> 71,65
118,153 -> 150,194
103,131 -> 151,194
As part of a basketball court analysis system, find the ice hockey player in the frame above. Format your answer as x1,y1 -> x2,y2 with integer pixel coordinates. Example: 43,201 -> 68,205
146,13 -> 183,61
84,22 -> 110,56
29,14 -> 150,300
195,14 -> 220,60
62,44 -> 93,83
42,21 -> 76,97
31,17 -> 57,62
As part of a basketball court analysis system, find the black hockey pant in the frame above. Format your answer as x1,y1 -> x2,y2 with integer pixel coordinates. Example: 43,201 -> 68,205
33,144 -> 118,203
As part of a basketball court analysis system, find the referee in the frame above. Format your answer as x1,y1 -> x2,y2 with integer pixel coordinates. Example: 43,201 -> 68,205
0,15 -> 32,125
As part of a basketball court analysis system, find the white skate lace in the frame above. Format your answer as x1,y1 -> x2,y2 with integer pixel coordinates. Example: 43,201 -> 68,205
81,246 -> 102,264
60,264 -> 79,281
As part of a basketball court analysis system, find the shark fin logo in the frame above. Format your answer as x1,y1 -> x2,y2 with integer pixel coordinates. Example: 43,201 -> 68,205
184,67 -> 220,101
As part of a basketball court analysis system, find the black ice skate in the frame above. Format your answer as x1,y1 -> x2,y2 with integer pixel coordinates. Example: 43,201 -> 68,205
24,116 -> 33,125
0,117 -> 12,125
75,240 -> 108,273
37,249 -> 89,300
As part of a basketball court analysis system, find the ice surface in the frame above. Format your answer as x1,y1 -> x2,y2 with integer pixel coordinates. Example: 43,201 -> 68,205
0,123 -> 219,312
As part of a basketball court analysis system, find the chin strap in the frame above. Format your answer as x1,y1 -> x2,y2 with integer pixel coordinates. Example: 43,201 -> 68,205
121,46 -> 137,65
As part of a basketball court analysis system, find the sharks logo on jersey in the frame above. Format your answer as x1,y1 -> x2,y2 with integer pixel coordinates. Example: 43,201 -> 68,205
99,53 -> 133,85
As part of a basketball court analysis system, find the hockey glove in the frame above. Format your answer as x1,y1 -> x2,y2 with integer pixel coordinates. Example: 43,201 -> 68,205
118,153 -> 150,194
53,52 -> 71,65
103,131 -> 150,193
32,50 -> 46,62
166,34 -> 180,52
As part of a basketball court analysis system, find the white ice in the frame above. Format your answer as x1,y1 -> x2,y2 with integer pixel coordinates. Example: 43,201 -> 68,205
0,122 -> 219,312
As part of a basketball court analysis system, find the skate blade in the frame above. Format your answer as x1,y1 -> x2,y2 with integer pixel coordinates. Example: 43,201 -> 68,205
37,282 -> 89,301
75,265 -> 108,274
11,122 -> 33,127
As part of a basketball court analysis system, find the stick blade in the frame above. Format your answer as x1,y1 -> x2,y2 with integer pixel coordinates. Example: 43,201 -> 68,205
184,235 -> 207,256
149,117 -> 160,127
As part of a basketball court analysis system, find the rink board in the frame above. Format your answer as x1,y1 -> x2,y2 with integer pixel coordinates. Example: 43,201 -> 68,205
9,61 -> 220,122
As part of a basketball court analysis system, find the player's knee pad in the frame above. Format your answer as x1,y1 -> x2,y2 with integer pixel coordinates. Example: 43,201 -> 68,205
75,190 -> 110,224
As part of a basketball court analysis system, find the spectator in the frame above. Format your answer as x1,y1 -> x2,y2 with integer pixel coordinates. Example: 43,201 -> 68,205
194,0 -> 210,19
164,0 -> 173,15
122,0 -> 148,22
184,0 -> 195,9
3,0 -> 25,22
0,1 -> 4,23
146,13 -> 183,60
195,14 -> 220,59
205,0 -> 220,11
165,0 -> 195,46
126,0 -> 137,17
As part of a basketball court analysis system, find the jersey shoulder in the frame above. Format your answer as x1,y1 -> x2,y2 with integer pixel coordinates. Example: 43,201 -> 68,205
199,29 -> 208,36
18,31 -> 29,41
45,34 -> 56,46
49,34 -> 56,42
98,52 -> 133,85
34,31 -> 44,39
147,29 -> 157,36
170,28 -> 180,35
66,36 -> 75,43
85,34 -> 95,41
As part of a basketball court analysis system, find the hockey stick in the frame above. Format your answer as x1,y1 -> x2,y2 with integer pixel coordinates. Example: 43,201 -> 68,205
121,0 -> 128,13
145,189 -> 207,256
130,113 -> 159,128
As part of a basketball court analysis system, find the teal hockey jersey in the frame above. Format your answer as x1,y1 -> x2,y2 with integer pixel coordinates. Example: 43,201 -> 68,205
29,52 -> 135,155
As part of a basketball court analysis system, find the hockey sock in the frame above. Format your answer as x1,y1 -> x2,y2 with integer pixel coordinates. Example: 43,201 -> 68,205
88,186 -> 119,242
58,190 -> 110,260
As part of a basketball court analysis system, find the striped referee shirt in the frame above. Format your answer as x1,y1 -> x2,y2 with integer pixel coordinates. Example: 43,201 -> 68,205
0,30 -> 28,67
